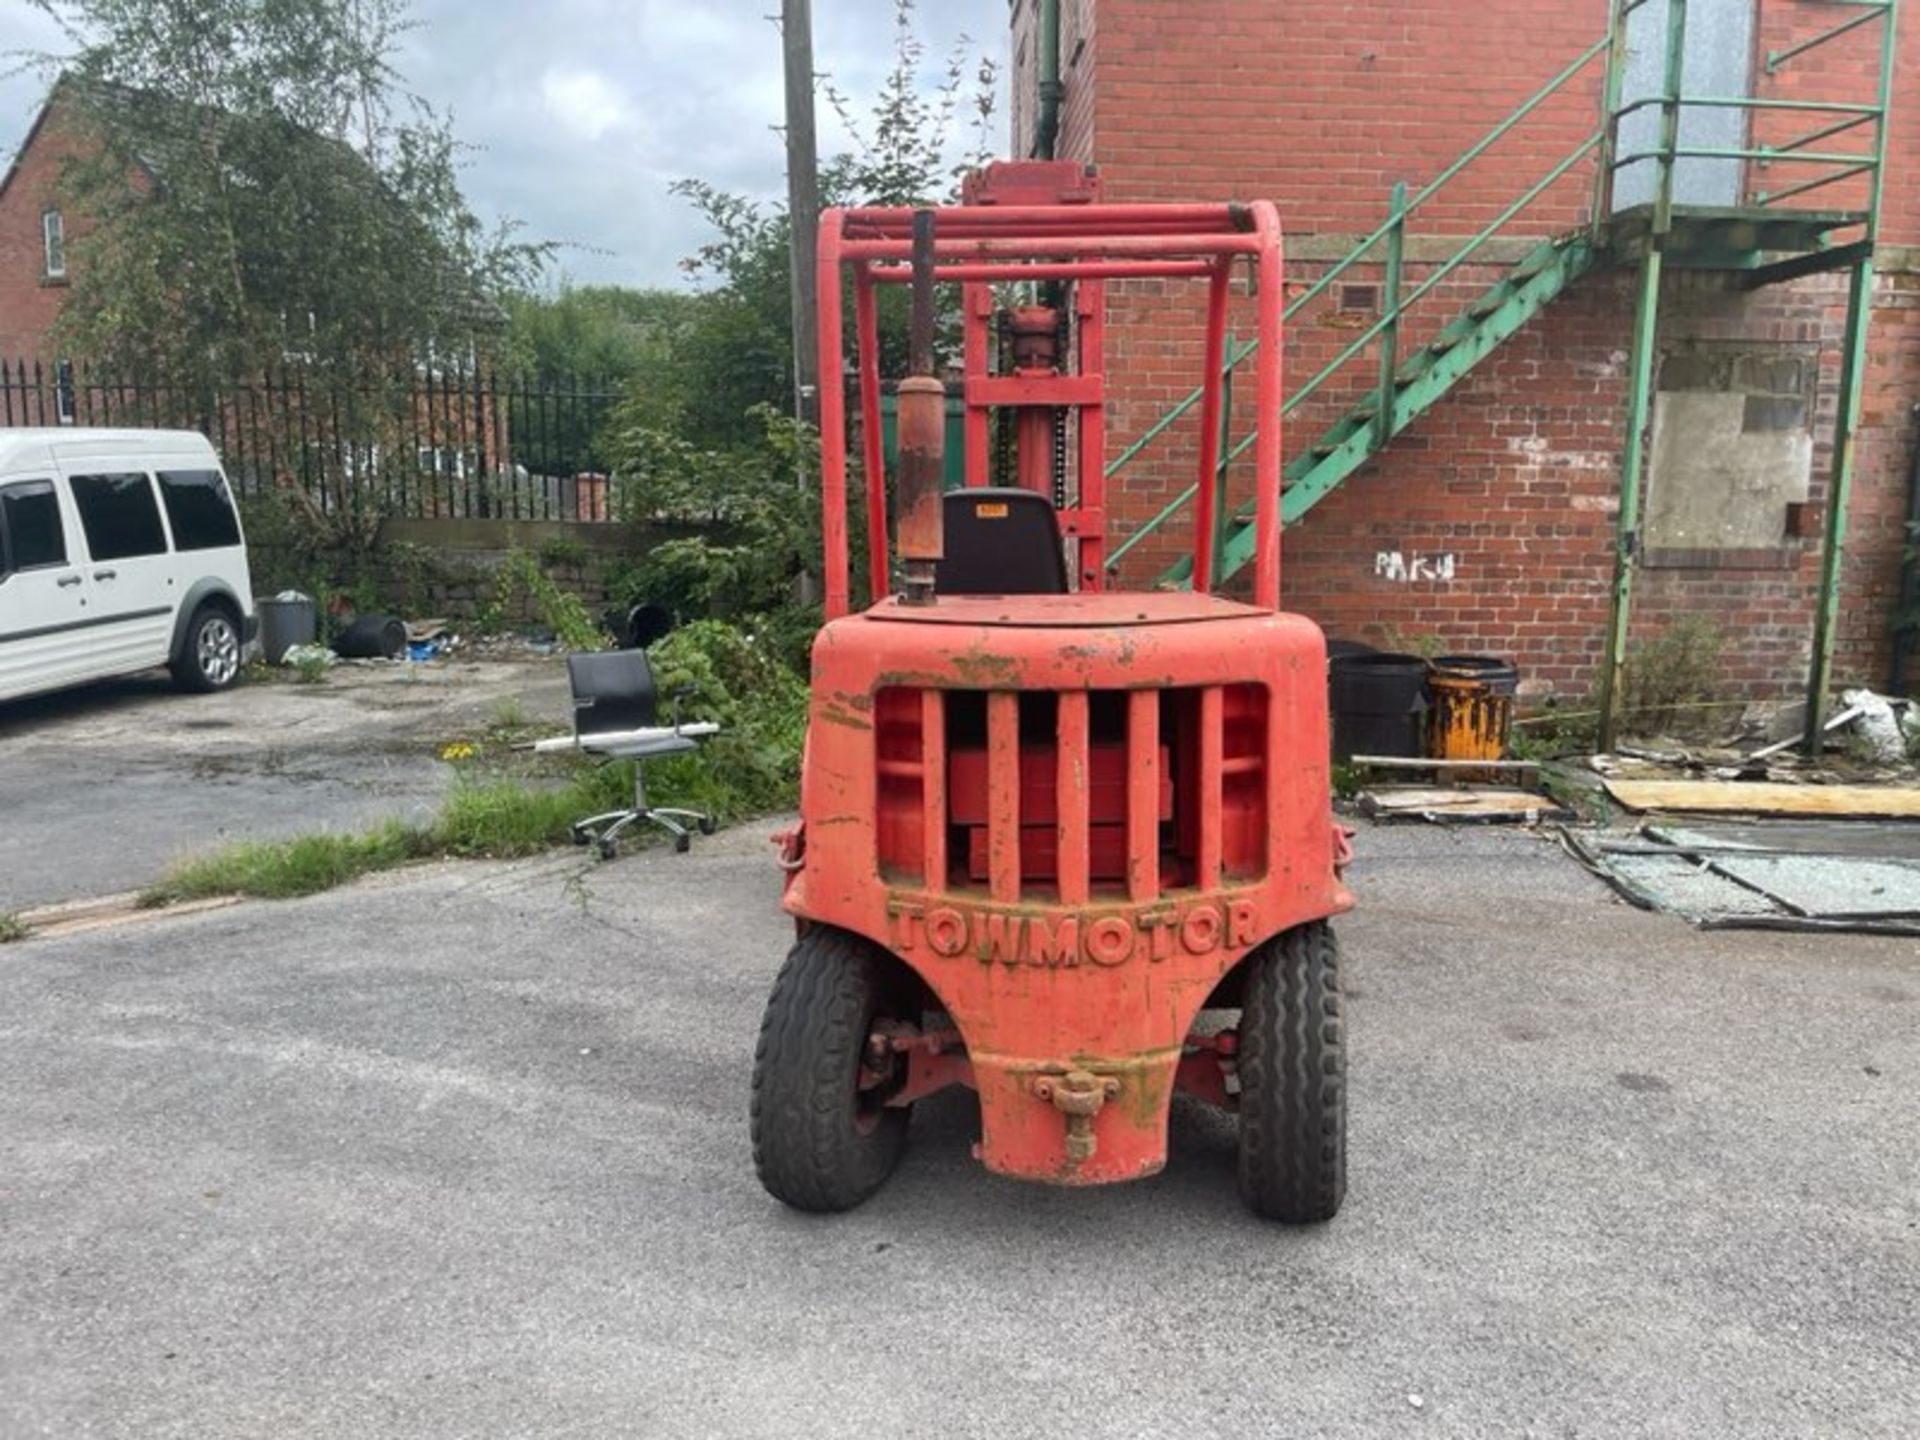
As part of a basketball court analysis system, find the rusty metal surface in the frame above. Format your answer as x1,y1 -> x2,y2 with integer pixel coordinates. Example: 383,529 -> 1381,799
788,600 -> 1348,1184
894,375 -> 947,570
867,591 -> 1266,629
793,170 -> 1332,1191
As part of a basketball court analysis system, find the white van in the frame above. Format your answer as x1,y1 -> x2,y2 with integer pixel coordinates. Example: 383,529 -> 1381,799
0,429 -> 257,703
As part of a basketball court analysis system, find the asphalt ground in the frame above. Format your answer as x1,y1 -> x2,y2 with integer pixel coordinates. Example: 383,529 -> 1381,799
4,820 -> 1916,1437
0,657 -> 569,910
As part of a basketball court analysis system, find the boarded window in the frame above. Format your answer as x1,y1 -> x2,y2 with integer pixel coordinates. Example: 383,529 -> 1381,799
70,472 -> 168,560
1645,342 -> 1816,553
158,469 -> 242,551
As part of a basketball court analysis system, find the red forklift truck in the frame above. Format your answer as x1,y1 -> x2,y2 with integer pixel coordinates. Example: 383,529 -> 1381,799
750,162 -> 1353,1222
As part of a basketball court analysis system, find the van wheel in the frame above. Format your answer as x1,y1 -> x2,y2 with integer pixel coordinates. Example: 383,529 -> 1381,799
1236,921 -> 1347,1224
173,606 -> 242,693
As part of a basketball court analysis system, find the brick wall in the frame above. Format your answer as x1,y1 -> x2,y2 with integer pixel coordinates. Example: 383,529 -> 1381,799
1006,0 -> 1920,698
0,96 -> 84,359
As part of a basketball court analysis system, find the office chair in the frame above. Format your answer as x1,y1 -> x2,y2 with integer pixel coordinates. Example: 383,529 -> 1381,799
551,649 -> 721,858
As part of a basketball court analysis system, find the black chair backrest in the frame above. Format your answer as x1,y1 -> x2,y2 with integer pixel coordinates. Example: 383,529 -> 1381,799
569,649 -> 658,736
934,487 -> 1069,596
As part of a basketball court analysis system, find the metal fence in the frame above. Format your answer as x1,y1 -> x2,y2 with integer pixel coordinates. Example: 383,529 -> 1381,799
0,358 -> 625,522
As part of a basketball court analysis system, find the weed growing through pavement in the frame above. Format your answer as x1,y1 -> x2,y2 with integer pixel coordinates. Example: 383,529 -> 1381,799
0,913 -> 28,944
292,651 -> 332,685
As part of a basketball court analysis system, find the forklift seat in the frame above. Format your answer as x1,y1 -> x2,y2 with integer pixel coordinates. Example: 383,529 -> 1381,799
934,488 -> 1070,596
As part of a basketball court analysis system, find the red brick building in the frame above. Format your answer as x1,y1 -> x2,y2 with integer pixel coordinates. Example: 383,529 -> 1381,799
1008,0 -> 1920,702
0,86 -> 93,360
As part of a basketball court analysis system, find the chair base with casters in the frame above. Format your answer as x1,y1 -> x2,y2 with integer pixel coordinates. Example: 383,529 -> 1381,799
570,740 -> 717,858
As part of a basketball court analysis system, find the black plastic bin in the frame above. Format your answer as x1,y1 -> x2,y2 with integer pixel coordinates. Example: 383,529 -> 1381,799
1328,652 -> 1429,761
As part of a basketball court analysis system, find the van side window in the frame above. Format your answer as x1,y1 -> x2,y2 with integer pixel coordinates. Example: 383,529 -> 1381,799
0,480 -> 68,574
157,469 -> 242,551
69,472 -> 168,560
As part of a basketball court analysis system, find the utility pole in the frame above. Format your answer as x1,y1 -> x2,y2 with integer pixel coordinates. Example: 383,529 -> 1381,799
782,0 -> 821,427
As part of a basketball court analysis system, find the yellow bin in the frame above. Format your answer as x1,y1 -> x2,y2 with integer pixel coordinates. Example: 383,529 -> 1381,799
1425,655 -> 1518,762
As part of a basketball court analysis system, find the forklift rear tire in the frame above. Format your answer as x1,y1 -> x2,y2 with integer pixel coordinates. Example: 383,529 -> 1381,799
751,926 -> 910,1213
1236,921 -> 1346,1224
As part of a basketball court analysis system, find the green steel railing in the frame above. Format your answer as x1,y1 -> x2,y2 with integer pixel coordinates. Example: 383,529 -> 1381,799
1105,0 -> 1898,583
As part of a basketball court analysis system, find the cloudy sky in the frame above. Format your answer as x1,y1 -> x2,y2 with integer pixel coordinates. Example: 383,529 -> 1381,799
0,0 -> 1008,291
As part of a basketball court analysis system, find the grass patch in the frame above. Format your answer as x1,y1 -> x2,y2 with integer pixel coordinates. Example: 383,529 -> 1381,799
433,764 -> 632,858
141,822 -> 436,906
0,912 -> 28,944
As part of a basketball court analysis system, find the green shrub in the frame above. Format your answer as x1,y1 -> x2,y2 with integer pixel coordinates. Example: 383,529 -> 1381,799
1621,618 -> 1723,736
650,618 -> 810,815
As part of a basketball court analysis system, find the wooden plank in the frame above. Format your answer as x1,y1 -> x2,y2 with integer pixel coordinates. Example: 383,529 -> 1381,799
1350,755 -> 1540,773
1604,779 -> 1920,820
1360,787 -> 1558,820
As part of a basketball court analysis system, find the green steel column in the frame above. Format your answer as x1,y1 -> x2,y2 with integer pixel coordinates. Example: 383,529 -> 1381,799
1373,182 -> 1407,453
1803,1 -> 1897,752
1597,0 -> 1685,749
1590,0 -> 1630,240
1651,0 -> 1688,239
1595,249 -> 1665,750
1803,262 -> 1873,750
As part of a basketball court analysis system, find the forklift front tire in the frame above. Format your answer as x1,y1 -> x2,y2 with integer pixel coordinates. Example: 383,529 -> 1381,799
1236,921 -> 1347,1224
751,926 -> 910,1213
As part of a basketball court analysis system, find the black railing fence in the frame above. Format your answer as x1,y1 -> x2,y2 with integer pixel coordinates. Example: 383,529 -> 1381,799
0,358 -> 625,523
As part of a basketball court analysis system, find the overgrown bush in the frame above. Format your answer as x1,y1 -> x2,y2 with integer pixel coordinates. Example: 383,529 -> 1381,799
648,619 -> 810,817
605,404 -> 829,622
1621,617 -> 1724,735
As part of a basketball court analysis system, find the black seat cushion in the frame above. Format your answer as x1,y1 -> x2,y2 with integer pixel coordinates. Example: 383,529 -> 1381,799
568,649 -> 658,736
934,488 -> 1069,596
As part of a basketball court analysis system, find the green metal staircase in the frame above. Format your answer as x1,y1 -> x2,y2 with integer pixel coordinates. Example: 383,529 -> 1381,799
1102,0 -> 1899,684
1194,233 -> 1601,585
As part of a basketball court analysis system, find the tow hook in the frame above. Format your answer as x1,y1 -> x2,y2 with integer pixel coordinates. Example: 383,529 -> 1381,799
1033,1069 -> 1121,1166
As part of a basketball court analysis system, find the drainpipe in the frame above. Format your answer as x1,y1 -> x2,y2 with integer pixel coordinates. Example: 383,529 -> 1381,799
1887,404 -> 1920,692
1032,0 -> 1062,160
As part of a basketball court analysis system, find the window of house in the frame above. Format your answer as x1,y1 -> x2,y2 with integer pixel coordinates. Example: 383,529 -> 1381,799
69,472 -> 168,560
417,445 -> 469,478
157,469 -> 243,551
0,480 -> 68,576
41,209 -> 65,280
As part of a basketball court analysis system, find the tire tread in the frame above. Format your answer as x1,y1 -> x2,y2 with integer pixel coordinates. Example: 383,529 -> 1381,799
1237,921 -> 1346,1224
750,927 -> 908,1212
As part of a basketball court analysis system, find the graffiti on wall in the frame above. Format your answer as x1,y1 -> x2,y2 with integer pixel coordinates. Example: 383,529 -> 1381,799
1374,550 -> 1457,583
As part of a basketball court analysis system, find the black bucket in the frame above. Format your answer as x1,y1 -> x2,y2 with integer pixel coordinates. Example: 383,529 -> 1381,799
1329,652 -> 1429,761
1325,638 -> 1379,664
333,613 -> 409,660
